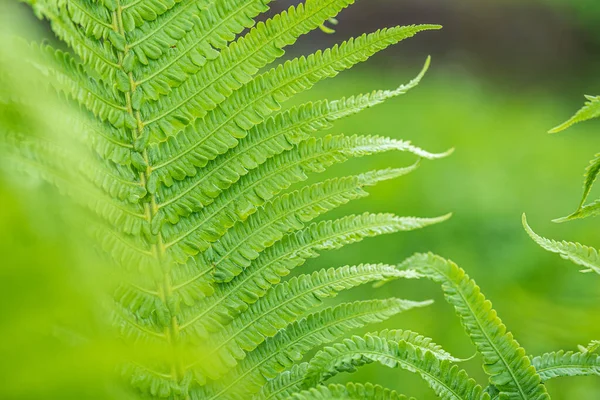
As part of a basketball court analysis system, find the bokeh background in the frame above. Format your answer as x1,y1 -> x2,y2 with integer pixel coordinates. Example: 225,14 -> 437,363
3,0 -> 600,398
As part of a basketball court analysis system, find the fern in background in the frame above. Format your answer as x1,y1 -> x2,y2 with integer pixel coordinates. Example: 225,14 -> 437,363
523,95 -> 600,275
0,0 -> 455,398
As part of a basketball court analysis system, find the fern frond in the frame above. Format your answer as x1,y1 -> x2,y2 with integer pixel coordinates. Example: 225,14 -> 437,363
173,213 -> 436,332
577,153 -> 600,210
209,169 -> 410,283
146,25 -> 440,184
12,1 -> 446,397
213,299 -> 428,399
254,363 -> 310,400
66,0 -> 114,40
140,0 -> 359,129
403,253 -> 549,400
134,0 -> 269,98
304,333 -> 487,400
548,151 -> 600,222
523,214 -> 600,274
532,350 -> 600,381
160,135 -> 448,263
153,59 -> 430,220
549,95 -> 600,133
187,264 -> 415,380
291,382 -> 414,400
553,198 -> 600,222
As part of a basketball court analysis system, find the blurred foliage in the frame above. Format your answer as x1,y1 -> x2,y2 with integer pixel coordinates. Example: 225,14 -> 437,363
0,10 -> 136,399
546,0 -> 600,30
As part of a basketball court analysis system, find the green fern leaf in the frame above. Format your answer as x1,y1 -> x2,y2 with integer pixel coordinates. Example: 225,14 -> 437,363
549,95 -> 600,134
402,253 -> 549,400
140,0 -> 363,132
191,264 -> 421,380
254,363 -> 310,400
532,350 -> 600,381
304,333 -> 487,400
160,135 -> 449,264
8,1 -> 447,397
173,212 -> 435,331
146,24 -> 440,185
153,58 -> 431,221
291,382 -> 415,400
209,169 -> 413,283
135,0 -> 270,98
523,214 -> 600,274
211,299 -> 429,399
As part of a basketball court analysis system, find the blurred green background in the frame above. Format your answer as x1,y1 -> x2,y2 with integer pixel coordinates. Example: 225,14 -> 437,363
3,0 -> 600,398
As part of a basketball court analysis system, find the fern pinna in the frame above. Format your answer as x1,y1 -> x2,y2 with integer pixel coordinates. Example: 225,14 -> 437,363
523,95 -> 600,276
2,0 -> 454,398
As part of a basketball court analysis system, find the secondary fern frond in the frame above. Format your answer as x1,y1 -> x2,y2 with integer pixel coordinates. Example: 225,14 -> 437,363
403,253 -> 549,400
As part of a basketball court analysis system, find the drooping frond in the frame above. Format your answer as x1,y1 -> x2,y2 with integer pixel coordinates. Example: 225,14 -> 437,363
303,333 -> 487,400
291,382 -> 415,400
522,214 -> 600,275
402,253 -> 549,400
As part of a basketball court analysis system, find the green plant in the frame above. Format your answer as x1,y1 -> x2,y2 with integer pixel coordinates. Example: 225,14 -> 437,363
523,95 -> 600,275
269,252 -> 600,399
3,1 -> 600,398
0,0 -> 457,398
